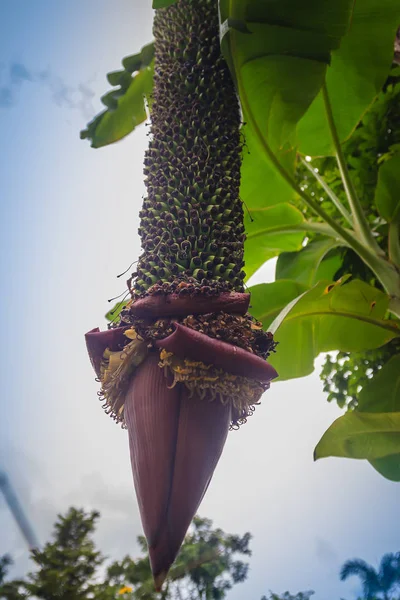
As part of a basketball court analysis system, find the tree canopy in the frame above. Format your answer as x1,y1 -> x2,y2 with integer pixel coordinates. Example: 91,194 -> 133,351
1,508 -> 399,599
262,592 -> 314,600
0,509 -> 251,600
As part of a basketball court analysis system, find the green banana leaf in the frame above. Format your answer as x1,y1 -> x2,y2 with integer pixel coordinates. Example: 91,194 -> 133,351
275,239 -> 344,287
80,43 -> 154,148
249,280 -> 309,329
297,0 -> 400,155
267,279 -> 399,380
244,203 -> 305,279
221,0 -> 400,163
315,355 -> 400,481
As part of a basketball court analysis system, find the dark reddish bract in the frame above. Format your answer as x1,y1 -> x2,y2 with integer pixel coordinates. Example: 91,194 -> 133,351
130,291 -> 250,318
85,326 -> 130,377
124,353 -> 231,590
156,323 -> 278,382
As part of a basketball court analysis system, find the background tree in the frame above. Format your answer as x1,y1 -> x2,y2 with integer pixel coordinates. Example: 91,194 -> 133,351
340,552 -> 400,600
105,515 -> 251,600
0,557 -> 12,587
25,507 -> 107,600
0,509 -> 250,600
0,508 -> 110,600
261,592 -> 314,600
0,555 -> 27,600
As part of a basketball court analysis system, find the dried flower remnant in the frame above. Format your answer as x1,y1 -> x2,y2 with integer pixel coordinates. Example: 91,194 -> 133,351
85,0 -> 278,589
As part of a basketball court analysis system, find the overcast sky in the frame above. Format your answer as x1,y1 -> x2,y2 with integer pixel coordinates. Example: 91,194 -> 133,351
0,3 -> 399,599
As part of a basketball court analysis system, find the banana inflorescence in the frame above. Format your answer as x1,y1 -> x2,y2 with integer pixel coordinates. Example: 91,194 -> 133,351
85,0 -> 278,588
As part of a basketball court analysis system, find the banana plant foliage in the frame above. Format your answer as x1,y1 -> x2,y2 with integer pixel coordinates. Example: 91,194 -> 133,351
82,0 -> 400,480
80,42 -> 154,148
315,355 -> 400,481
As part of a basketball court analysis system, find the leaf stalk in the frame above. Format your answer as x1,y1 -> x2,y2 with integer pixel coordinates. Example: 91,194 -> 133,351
388,221 -> 400,268
247,221 -> 350,241
300,156 -> 353,226
321,82 -> 384,256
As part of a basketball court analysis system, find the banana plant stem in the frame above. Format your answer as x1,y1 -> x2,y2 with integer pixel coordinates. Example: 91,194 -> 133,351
239,95 -> 387,272
321,82 -> 384,256
247,221 -> 351,241
389,221 -> 400,268
300,156 -> 353,226
241,100 -> 355,245
389,296 -> 400,320
241,98 -> 400,297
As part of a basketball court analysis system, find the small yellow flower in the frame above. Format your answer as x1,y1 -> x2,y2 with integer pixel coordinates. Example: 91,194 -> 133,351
119,586 -> 133,595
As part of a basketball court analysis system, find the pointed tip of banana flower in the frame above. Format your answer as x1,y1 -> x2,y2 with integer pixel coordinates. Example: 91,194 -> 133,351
153,569 -> 168,592
125,353 -> 231,588
148,525 -> 180,591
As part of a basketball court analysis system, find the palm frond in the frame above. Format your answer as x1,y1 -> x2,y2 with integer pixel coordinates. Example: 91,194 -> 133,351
379,552 -> 400,592
340,559 -> 380,599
